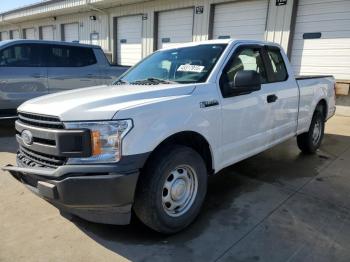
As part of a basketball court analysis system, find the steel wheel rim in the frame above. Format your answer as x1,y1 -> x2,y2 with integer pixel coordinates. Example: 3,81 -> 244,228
162,165 -> 198,217
312,119 -> 322,144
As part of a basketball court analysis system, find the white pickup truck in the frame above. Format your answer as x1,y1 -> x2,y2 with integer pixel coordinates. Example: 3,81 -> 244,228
3,39 -> 336,234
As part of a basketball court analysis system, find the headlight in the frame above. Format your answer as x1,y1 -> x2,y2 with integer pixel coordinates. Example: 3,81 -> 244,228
64,119 -> 133,164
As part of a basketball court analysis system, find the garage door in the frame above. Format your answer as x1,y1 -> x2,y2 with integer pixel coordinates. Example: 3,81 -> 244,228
24,28 -> 35,39
116,15 -> 143,66
290,0 -> 350,81
10,30 -> 20,39
212,0 -> 268,40
63,23 -> 79,42
0,32 -> 9,41
41,26 -> 54,40
157,8 -> 194,49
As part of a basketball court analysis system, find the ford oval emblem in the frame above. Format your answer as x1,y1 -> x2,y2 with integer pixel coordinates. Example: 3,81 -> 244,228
21,130 -> 33,145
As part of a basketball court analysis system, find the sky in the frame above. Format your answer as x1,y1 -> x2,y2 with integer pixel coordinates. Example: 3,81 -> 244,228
0,0 -> 41,13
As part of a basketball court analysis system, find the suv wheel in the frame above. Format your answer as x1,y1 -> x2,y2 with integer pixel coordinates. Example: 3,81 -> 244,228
133,145 -> 207,234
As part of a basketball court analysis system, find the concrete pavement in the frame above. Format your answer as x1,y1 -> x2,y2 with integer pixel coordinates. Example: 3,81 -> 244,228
1,115 -> 350,262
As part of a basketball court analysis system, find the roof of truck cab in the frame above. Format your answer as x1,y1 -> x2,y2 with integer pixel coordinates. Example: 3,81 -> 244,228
0,39 -> 100,49
158,39 -> 281,51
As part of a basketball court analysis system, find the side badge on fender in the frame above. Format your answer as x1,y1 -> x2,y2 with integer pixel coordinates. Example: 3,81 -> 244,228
200,100 -> 219,108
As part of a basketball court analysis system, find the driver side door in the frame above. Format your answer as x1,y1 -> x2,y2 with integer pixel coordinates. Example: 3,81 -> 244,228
218,45 -> 276,169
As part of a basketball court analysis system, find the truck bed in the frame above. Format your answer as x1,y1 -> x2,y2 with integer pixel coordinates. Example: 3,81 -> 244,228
296,75 -> 336,135
296,75 -> 333,80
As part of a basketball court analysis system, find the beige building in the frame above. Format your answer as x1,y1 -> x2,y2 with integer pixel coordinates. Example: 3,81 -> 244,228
0,0 -> 349,92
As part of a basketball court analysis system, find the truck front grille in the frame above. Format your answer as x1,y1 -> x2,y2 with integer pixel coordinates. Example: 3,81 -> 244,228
16,112 -> 66,169
15,113 -> 91,169
18,146 -> 67,169
18,112 -> 64,129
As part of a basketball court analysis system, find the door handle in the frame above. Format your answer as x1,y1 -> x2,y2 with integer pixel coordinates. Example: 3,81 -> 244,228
86,74 -> 95,78
267,94 -> 278,103
31,74 -> 44,78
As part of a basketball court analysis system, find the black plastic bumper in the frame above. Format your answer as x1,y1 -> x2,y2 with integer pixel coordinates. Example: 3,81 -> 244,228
2,164 -> 139,225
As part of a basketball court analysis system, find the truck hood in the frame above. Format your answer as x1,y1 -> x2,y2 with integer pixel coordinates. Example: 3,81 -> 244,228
18,84 -> 196,121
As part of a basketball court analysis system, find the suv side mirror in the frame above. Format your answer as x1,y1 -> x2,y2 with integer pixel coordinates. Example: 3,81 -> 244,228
229,70 -> 261,95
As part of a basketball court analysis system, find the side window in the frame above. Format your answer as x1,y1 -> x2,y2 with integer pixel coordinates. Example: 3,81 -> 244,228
267,48 -> 288,82
48,45 -> 97,67
0,44 -> 42,67
77,47 -> 97,66
48,46 -> 69,67
224,48 -> 267,84
220,47 -> 267,97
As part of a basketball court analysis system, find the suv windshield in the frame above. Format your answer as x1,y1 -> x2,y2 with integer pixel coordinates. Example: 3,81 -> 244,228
117,44 -> 227,85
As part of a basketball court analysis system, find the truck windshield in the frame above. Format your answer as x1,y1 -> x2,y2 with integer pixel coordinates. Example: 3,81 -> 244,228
117,44 -> 227,85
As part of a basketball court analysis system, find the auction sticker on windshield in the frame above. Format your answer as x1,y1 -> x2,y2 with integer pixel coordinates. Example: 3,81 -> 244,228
177,64 -> 205,73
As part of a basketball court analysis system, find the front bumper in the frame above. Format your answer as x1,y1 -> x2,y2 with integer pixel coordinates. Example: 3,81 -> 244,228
2,164 -> 139,225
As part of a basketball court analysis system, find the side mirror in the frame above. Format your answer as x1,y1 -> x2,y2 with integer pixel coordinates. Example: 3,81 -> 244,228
229,70 -> 261,95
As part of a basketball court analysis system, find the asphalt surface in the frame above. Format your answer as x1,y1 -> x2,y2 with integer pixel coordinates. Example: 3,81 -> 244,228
1,115 -> 350,262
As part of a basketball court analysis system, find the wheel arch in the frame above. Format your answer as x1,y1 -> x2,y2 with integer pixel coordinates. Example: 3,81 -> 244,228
316,99 -> 328,120
141,131 -> 214,175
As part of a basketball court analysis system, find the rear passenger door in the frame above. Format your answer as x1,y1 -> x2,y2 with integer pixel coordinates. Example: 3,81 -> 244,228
263,46 -> 299,142
47,45 -> 100,93
0,44 -> 48,111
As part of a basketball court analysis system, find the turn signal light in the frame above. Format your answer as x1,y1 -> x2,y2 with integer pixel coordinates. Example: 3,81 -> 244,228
91,131 -> 102,155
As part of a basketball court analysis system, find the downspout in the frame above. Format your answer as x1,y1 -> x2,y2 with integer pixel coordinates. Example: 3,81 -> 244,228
85,0 -> 111,52
287,0 -> 299,60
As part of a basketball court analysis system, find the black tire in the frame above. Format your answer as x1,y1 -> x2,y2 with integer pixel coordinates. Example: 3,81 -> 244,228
297,105 -> 325,154
133,145 -> 208,234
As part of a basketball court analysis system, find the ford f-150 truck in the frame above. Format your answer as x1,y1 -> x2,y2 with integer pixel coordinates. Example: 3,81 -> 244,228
3,39 -> 336,234
0,40 -> 128,119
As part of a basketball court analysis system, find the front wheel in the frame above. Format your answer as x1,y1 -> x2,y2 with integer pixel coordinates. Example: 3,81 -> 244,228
133,145 -> 207,234
297,105 -> 325,154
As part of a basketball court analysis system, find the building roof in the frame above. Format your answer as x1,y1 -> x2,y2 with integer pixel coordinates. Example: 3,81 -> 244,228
0,0 -> 142,24
0,0 -> 63,16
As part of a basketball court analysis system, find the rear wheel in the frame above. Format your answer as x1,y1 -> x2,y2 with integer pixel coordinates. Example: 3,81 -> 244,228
297,105 -> 325,154
133,145 -> 207,234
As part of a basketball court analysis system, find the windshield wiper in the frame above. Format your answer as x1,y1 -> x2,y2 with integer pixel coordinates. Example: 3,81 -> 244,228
148,78 -> 176,84
130,78 -> 177,85
113,79 -> 128,85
